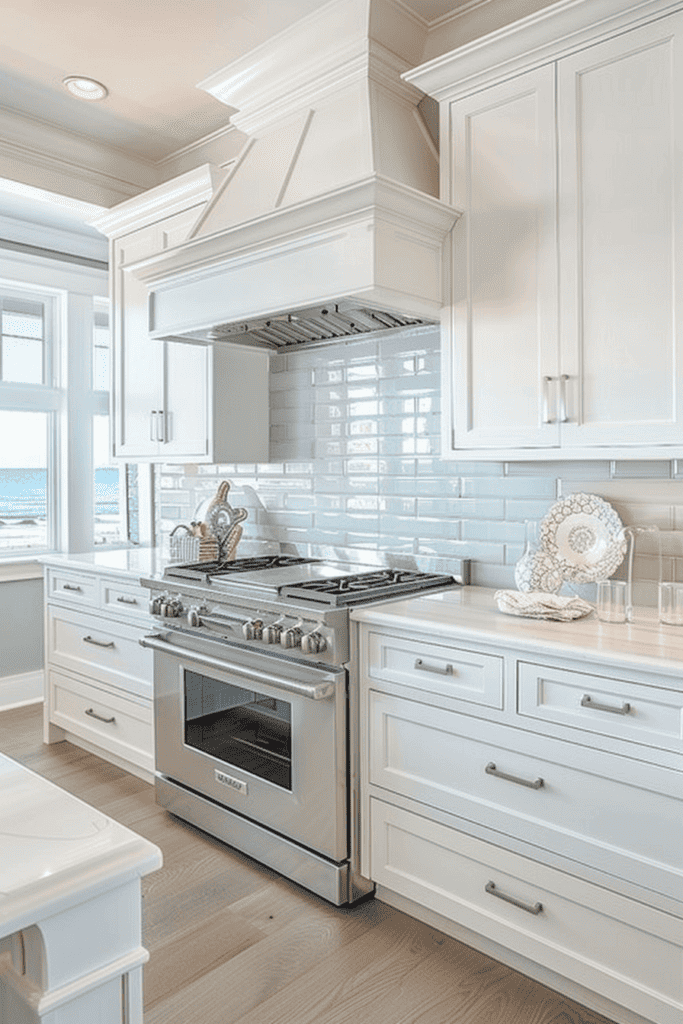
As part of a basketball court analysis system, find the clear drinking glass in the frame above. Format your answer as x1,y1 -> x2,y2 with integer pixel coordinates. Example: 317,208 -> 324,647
596,580 -> 627,623
658,581 -> 683,626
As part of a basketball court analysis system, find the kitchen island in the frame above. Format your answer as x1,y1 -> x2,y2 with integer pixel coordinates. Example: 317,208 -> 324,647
352,586 -> 683,1024
0,751 -> 161,1023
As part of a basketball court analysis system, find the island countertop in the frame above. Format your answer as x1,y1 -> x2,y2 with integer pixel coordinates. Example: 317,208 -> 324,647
0,752 -> 161,938
351,585 -> 683,683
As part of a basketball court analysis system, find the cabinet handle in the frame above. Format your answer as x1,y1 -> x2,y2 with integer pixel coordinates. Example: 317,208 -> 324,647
559,374 -> 570,423
485,881 -> 543,915
82,635 -> 115,649
542,375 -> 554,424
580,694 -> 631,715
158,409 -> 166,443
414,658 -> 454,677
62,583 -> 82,592
85,707 -> 116,724
116,595 -> 138,605
150,411 -> 158,441
485,761 -> 544,789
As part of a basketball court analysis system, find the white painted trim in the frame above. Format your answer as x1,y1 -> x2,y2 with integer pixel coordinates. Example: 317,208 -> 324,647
0,561 -> 43,582
90,164 -> 226,239
406,0 -> 683,101
0,671 -> 44,711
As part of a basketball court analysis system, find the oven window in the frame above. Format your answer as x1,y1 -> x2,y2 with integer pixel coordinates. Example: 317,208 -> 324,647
184,671 -> 292,790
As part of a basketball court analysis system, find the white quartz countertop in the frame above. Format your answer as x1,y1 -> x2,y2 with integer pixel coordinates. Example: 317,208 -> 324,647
39,547 -> 166,580
351,586 -> 683,681
0,753 -> 162,936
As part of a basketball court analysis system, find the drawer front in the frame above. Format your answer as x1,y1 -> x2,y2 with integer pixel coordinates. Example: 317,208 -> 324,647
100,578 -> 150,624
369,691 -> 683,897
371,799 -> 683,1024
366,630 -> 503,708
47,606 -> 152,699
47,569 -> 99,608
50,668 -> 153,771
518,661 -> 683,755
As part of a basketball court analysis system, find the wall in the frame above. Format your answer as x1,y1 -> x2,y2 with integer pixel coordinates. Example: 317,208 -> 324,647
0,576 -> 43,707
157,326 -> 683,606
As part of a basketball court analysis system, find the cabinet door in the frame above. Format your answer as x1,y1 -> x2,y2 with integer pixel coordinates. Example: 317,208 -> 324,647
161,340 -> 210,459
113,227 -> 164,459
558,13 -> 683,450
445,65 -> 559,454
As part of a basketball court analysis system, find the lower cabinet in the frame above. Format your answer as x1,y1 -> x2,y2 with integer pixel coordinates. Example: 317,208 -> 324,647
43,566 -> 154,781
358,620 -> 683,1024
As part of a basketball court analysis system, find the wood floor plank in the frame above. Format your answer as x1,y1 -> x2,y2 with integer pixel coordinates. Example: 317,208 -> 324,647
0,705 -> 617,1024
144,904 -> 266,1009
144,896 -> 396,1024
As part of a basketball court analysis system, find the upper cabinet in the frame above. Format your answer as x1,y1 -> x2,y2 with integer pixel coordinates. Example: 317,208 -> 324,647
91,167 -> 270,463
408,0 -> 683,460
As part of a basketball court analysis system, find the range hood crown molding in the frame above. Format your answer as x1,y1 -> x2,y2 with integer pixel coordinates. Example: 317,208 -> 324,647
132,174 -> 460,289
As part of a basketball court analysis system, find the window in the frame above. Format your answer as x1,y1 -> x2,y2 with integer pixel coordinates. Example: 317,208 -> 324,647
0,286 -> 59,553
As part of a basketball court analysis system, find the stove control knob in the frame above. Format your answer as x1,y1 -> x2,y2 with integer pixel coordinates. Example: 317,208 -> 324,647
149,596 -> 163,616
301,630 -> 326,655
280,627 -> 303,650
263,622 -> 284,644
162,597 -> 183,618
187,606 -> 203,627
242,618 -> 263,641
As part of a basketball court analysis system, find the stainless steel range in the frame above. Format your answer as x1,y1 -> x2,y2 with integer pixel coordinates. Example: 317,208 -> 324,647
140,553 -> 466,904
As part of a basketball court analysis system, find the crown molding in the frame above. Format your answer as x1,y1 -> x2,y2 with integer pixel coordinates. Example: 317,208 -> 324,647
406,0 -> 683,101
89,164 -> 226,238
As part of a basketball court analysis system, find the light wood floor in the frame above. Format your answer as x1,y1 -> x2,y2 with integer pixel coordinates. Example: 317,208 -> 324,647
1,703 -> 615,1024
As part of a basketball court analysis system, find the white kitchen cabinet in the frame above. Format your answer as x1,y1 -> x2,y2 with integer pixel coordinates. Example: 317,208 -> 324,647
354,590 -> 683,1024
43,563 -> 155,781
93,166 -> 269,463
409,0 -> 683,460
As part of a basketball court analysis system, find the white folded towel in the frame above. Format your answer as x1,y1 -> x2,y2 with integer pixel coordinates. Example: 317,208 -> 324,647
494,589 -> 594,621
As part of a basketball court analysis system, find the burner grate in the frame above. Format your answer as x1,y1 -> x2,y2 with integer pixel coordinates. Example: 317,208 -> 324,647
279,569 -> 457,607
164,555 -> 319,583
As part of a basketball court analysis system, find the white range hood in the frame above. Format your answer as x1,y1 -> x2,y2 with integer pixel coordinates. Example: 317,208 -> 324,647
133,0 -> 461,350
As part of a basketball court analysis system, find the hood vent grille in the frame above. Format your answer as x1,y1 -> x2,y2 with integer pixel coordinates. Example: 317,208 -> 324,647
176,302 -> 435,350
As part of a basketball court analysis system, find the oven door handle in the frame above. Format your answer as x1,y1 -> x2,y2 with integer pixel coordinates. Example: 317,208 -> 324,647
140,634 -> 337,700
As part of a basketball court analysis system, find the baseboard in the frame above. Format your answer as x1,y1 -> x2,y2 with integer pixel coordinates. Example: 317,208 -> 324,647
0,670 -> 44,710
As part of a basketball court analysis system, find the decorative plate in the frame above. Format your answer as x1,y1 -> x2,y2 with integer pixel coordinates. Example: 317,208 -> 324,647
539,493 -> 627,584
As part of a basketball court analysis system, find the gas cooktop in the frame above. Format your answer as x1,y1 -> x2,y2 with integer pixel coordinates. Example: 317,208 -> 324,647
162,556 -> 458,606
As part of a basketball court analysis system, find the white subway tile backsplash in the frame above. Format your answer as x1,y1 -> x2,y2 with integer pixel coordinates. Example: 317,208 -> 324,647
157,330 -> 679,593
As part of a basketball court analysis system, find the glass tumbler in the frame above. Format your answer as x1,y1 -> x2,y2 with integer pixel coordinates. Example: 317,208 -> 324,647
658,581 -> 683,625
596,580 -> 627,623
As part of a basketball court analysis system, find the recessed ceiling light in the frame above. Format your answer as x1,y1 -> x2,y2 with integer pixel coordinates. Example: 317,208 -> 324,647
62,76 -> 108,101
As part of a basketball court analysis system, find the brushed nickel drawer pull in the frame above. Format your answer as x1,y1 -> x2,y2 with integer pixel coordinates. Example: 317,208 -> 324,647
85,707 -> 116,724
82,635 -> 115,649
116,595 -> 138,605
414,658 -> 454,676
63,583 -> 82,592
485,761 -> 544,789
581,694 -> 631,715
485,881 -> 542,915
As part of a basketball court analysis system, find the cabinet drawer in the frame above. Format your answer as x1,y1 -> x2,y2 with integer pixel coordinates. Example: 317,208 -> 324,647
371,799 -> 683,1024
518,661 -> 683,756
47,606 -> 152,699
100,578 -> 149,624
50,668 -> 153,772
369,691 -> 683,898
47,569 -> 99,608
366,630 -> 503,708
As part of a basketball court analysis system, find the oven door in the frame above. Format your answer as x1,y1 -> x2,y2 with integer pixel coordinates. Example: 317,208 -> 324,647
143,629 -> 348,862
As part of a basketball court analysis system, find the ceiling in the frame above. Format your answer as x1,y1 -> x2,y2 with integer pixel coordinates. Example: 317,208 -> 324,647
0,0 -> 466,165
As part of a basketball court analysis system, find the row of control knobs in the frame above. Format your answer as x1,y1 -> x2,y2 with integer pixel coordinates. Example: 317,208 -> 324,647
242,618 -> 326,654
148,594 -> 326,654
